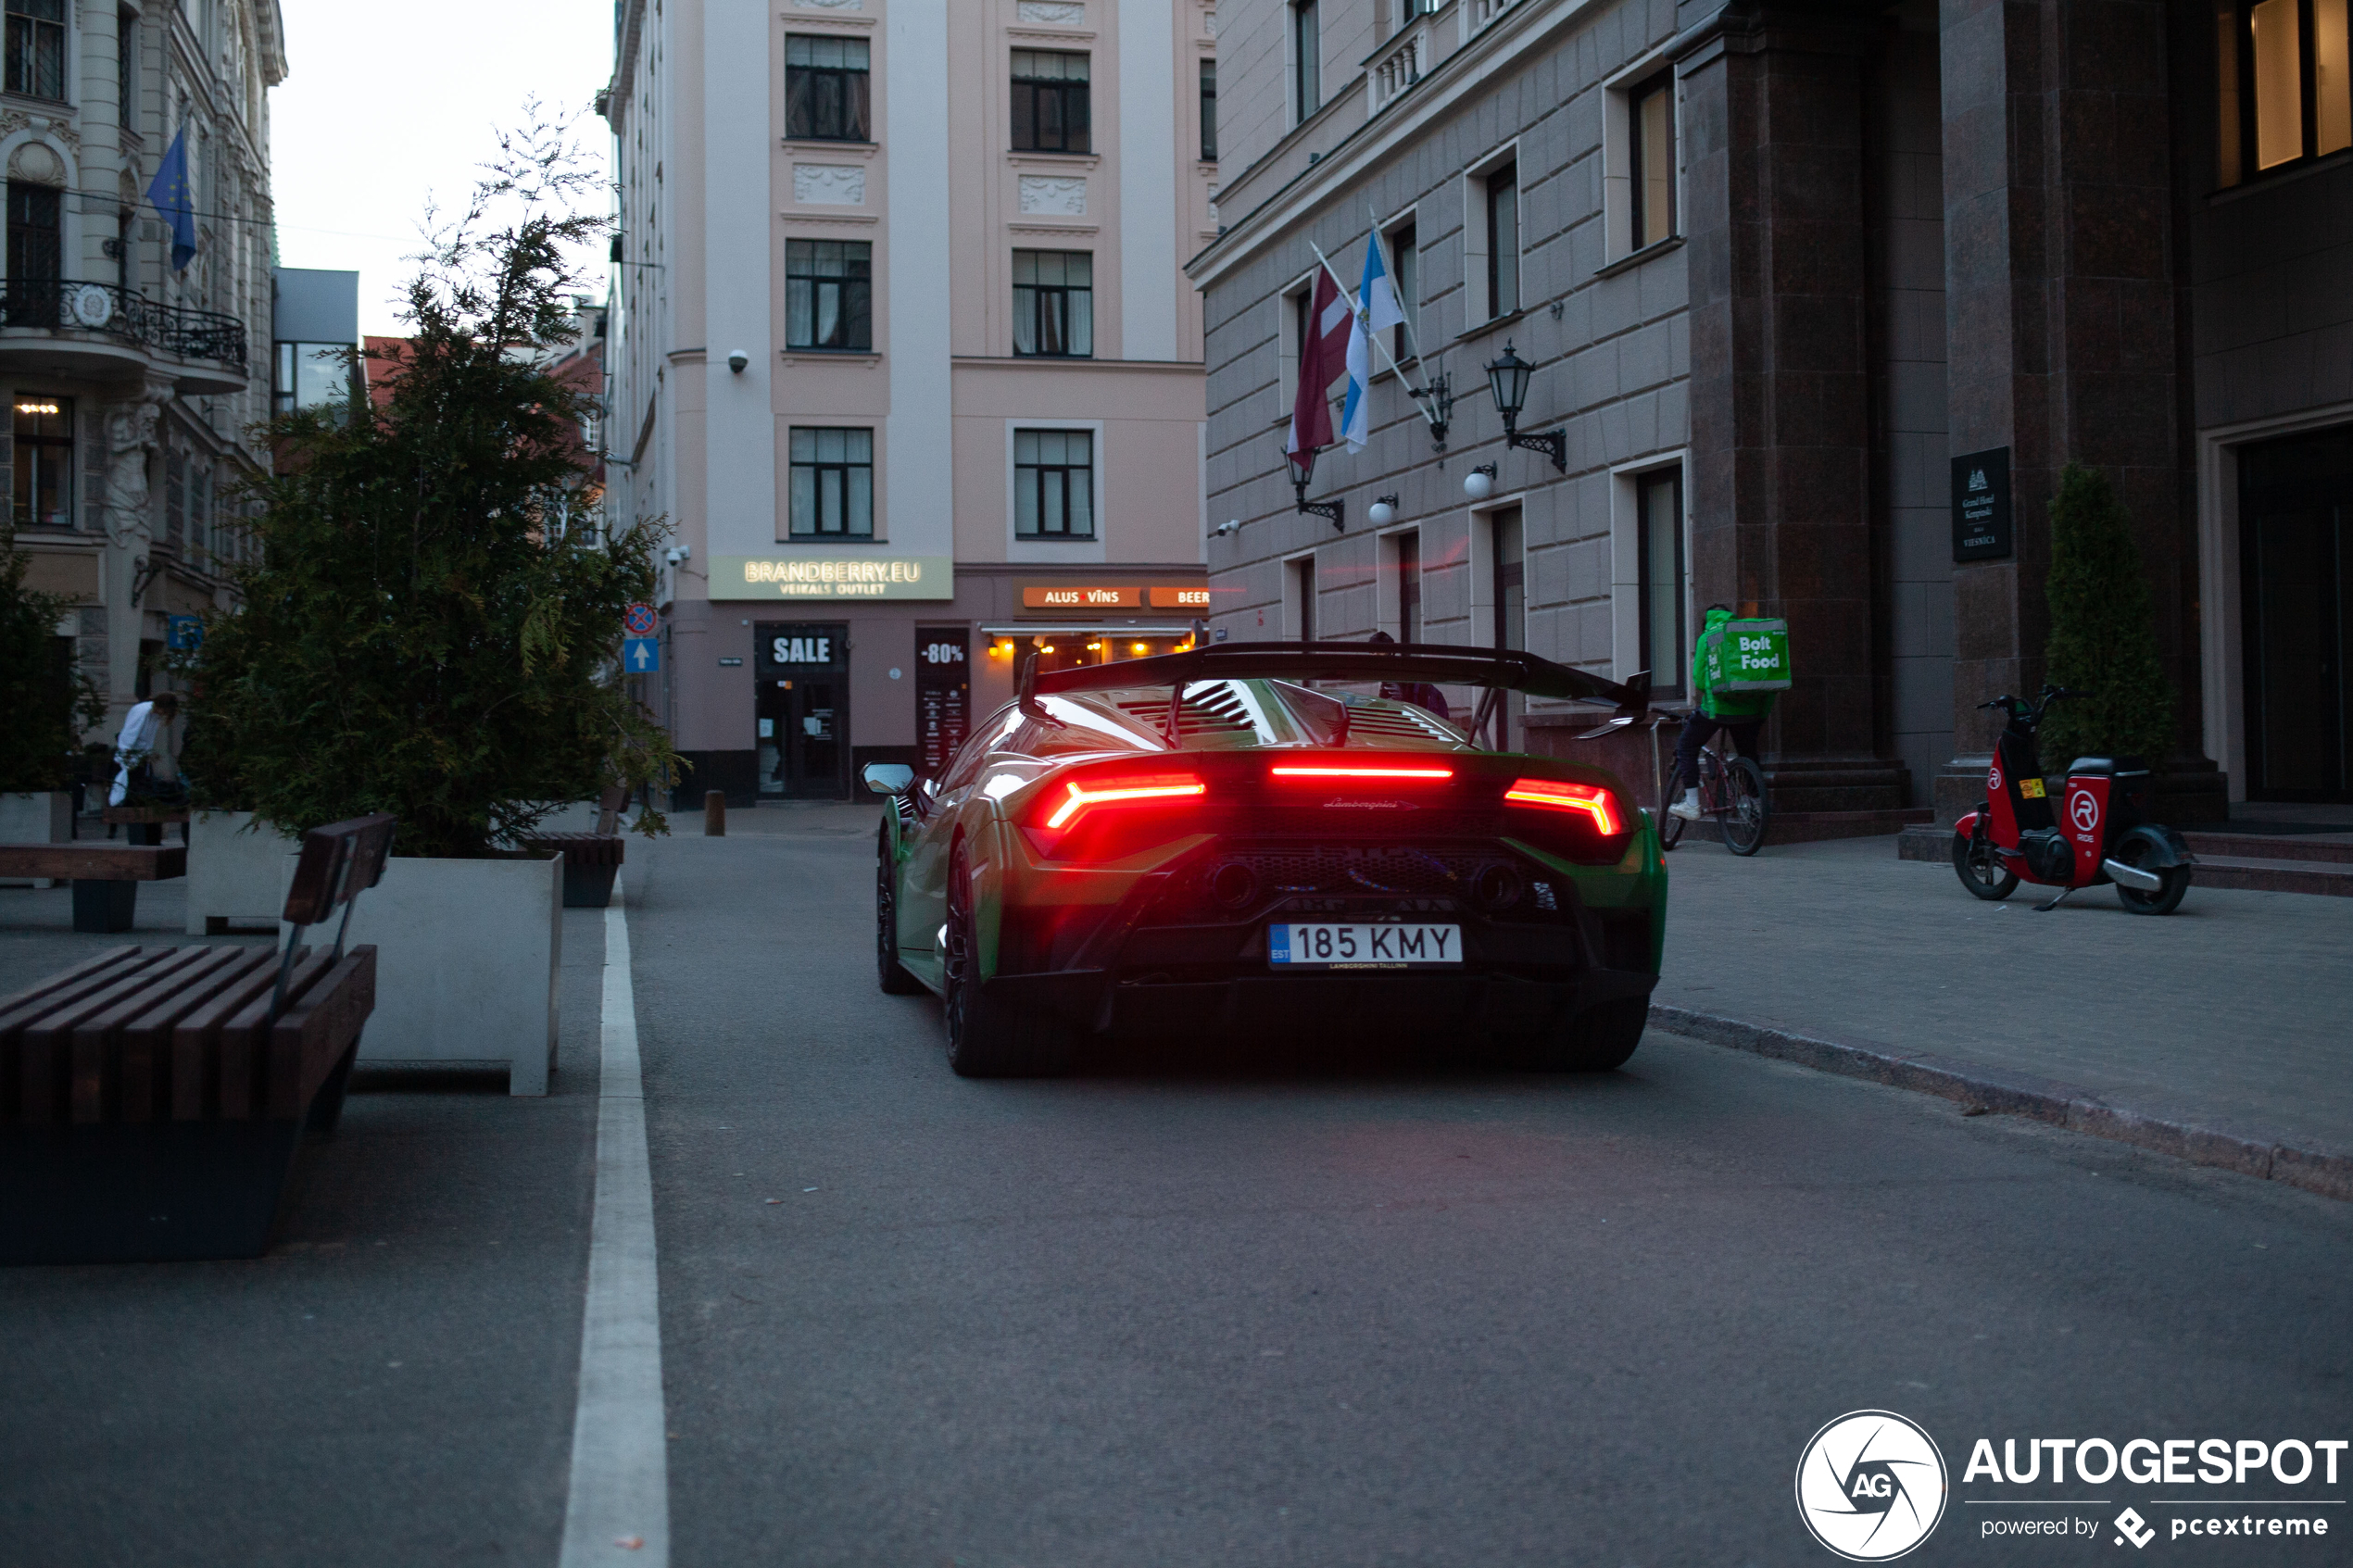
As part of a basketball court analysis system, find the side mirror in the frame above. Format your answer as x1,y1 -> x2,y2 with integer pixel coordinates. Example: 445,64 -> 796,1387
862,762 -> 915,797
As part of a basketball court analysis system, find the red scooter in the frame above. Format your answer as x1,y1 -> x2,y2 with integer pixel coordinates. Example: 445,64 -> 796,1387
1951,686 -> 2196,914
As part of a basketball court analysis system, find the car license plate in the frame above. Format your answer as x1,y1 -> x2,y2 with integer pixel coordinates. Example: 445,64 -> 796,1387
1267,922 -> 1462,969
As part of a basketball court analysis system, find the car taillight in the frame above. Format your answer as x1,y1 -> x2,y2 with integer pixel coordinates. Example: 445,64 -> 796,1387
1269,765 -> 1455,781
1036,773 -> 1206,831
1504,777 -> 1626,836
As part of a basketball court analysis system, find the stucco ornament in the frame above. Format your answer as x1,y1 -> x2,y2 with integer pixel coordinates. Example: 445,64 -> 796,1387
101,401 -> 162,546
793,164 -> 866,206
790,0 -> 862,9
8,139 -> 66,187
1016,2 -> 1085,23
1017,175 -> 1088,217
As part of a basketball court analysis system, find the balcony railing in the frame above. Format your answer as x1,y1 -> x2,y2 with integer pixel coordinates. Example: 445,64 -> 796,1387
1367,24 -> 1430,117
0,278 -> 249,371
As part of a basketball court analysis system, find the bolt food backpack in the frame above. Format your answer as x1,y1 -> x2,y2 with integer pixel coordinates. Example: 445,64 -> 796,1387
1696,617 -> 1793,693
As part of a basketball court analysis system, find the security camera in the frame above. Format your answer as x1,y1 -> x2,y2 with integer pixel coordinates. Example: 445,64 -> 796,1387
664,544 -> 691,566
726,349 -> 749,373
1214,519 -> 1241,537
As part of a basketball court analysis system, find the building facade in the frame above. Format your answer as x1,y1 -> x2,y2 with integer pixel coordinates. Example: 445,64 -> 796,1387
1195,0 -> 2348,816
602,0 -> 1219,803
7,0 -> 283,750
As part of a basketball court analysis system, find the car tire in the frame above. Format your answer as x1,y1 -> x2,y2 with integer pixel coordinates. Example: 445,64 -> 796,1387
1508,997 -> 1649,1073
943,842 -> 1076,1078
876,821 -> 924,995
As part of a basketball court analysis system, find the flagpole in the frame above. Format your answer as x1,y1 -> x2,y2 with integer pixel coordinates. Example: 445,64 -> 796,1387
1308,241 -> 1437,433
1368,204 -> 1429,368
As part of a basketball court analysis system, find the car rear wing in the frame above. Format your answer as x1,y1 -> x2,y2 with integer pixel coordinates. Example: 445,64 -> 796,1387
1025,640 -> 1654,745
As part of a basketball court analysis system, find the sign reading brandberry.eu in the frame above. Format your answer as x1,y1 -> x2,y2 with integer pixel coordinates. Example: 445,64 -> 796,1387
712,556 -> 953,600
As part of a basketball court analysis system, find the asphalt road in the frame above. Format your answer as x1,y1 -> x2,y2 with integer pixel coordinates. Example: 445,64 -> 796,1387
4,809 -> 2349,1566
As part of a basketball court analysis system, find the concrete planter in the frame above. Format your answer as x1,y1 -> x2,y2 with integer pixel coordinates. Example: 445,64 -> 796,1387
281,852 -> 561,1095
186,811 -> 300,934
0,792 -> 73,887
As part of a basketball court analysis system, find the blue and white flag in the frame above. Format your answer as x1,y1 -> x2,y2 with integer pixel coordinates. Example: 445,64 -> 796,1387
1338,229 -> 1406,451
145,130 -> 197,272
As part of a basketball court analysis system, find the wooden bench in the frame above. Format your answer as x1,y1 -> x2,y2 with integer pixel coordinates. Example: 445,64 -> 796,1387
0,813 -> 395,1264
517,786 -> 628,908
0,844 -> 187,934
104,805 -> 191,847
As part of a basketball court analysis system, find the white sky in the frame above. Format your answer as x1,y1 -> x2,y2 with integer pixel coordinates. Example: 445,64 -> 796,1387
268,1 -> 613,338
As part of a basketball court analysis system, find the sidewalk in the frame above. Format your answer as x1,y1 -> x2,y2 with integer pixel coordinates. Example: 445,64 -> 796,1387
1654,834 -> 2353,1189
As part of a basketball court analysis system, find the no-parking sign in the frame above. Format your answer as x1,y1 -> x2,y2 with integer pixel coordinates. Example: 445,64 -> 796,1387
623,602 -> 659,637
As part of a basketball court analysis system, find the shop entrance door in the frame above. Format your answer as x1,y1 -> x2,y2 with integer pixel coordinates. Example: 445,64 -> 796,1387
2241,427 -> 2353,802
755,622 -> 850,798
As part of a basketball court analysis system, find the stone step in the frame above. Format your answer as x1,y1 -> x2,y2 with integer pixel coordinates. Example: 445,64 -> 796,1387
1894,824 -> 2353,896
2182,831 -> 2353,866
2192,856 -> 2353,897
1671,808 -> 1932,847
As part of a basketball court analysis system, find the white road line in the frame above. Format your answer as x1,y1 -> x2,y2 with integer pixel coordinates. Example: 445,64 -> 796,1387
559,873 -> 671,1565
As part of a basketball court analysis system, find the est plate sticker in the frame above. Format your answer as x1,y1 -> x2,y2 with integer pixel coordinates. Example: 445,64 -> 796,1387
1268,923 -> 1463,969
2018,777 -> 2046,798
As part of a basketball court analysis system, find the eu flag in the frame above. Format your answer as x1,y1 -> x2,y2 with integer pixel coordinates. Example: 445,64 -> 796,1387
145,129 -> 196,271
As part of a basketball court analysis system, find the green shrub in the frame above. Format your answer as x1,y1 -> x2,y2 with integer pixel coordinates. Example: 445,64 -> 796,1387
0,524 -> 103,793
2039,464 -> 2175,769
182,119 -> 680,857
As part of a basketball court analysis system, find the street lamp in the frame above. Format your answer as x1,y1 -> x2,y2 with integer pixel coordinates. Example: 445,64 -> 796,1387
1289,446 -> 1345,531
1408,370 -> 1456,457
1368,494 -> 1400,526
1484,340 -> 1567,471
1463,464 -> 1497,501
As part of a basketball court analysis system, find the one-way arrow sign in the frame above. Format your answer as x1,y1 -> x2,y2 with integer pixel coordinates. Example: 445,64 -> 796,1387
623,636 -> 661,673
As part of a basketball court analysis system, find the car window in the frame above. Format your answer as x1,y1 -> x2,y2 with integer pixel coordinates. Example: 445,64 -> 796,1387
1016,696 -> 1155,759
937,705 -> 1023,794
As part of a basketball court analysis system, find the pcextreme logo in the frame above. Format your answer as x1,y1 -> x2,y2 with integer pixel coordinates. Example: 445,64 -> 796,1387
1797,1411 -> 1950,1561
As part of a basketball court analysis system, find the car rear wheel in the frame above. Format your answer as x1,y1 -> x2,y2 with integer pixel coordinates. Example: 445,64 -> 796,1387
876,822 -> 924,995
944,842 -> 1076,1078
1507,997 -> 1648,1073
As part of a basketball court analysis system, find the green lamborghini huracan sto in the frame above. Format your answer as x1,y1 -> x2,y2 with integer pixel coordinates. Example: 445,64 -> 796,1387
867,642 -> 1668,1077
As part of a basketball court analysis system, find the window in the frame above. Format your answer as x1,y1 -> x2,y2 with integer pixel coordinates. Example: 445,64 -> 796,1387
1485,162 -> 1519,319
788,427 -> 875,538
1012,50 -> 1090,153
1636,469 -> 1685,698
5,0 -> 65,101
2218,0 -> 2350,183
786,35 -> 870,142
1491,507 -> 1523,652
1292,1 -> 1321,121
1200,59 -> 1216,161
164,444 -> 182,547
274,342 -> 353,417
1290,555 -> 1317,642
1012,250 -> 1093,358
1387,220 -> 1417,362
1395,530 -> 1422,642
190,462 -> 211,564
118,9 -> 134,128
1014,429 -> 1094,539
11,395 -> 70,529
6,181 -> 58,283
1629,76 -> 1676,248
785,239 -> 872,351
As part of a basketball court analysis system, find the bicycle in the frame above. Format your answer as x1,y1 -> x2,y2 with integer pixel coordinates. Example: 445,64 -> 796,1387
1654,714 -> 1770,857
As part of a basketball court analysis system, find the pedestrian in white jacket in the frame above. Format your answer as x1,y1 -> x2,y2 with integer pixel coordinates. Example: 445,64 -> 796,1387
108,692 -> 179,806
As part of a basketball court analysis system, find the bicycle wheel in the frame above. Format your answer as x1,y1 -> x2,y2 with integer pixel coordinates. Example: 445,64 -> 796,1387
1656,745 -> 1686,851
1721,756 -> 1770,856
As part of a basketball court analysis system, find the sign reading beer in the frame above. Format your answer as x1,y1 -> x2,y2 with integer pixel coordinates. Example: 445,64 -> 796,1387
1951,447 -> 2013,562
915,628 -> 970,778
713,555 -> 953,600
1020,583 -> 1210,611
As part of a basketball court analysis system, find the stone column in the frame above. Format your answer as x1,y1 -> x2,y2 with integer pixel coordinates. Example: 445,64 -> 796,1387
1934,0 -> 2223,823
1680,4 -> 1912,813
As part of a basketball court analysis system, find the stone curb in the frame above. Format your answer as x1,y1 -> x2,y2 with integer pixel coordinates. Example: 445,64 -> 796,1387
1648,1004 -> 2353,1203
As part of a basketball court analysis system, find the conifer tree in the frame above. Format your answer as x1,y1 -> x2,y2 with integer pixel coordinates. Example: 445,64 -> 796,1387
183,114 -> 679,856
2038,463 -> 2175,769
